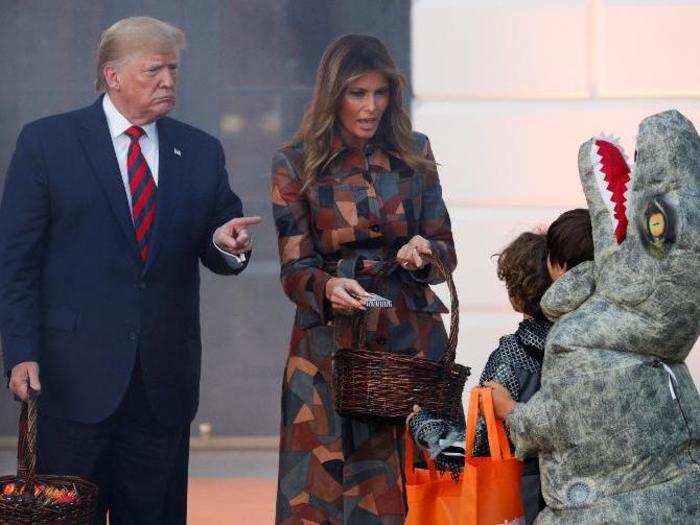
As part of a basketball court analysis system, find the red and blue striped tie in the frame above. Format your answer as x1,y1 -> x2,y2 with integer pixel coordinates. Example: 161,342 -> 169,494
125,125 -> 157,263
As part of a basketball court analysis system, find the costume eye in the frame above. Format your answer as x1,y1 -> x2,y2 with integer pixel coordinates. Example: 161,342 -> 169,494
648,212 -> 665,237
639,195 -> 676,258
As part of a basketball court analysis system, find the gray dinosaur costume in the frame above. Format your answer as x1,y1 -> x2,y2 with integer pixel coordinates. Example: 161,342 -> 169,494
507,110 -> 700,523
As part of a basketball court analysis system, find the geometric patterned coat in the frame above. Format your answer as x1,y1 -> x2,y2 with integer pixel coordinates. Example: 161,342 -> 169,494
507,110 -> 700,524
271,132 -> 456,524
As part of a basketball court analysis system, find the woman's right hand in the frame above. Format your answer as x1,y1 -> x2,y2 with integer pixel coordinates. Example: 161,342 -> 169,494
325,277 -> 370,313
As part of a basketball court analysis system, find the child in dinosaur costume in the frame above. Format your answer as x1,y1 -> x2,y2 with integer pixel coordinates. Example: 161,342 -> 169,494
500,109 -> 700,523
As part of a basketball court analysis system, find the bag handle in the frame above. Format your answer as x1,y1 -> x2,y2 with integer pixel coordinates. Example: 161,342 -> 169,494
404,428 -> 439,483
480,388 -> 514,461
465,387 -> 513,462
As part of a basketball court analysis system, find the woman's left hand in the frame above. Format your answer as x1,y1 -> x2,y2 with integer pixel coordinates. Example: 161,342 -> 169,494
396,235 -> 432,271
483,381 -> 517,420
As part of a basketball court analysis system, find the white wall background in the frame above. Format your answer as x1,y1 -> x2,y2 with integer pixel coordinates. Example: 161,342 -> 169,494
411,0 -> 700,388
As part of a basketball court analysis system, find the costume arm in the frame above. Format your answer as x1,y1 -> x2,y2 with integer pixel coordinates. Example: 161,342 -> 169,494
541,260 -> 595,320
410,135 -> 456,284
0,125 -> 50,375
199,140 -> 250,275
271,151 -> 332,324
506,389 -> 562,459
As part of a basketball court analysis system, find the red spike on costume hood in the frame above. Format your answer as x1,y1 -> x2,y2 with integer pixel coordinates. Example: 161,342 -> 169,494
595,140 -> 630,243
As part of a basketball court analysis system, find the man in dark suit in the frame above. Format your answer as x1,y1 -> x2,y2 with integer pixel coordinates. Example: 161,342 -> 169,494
0,16 -> 260,524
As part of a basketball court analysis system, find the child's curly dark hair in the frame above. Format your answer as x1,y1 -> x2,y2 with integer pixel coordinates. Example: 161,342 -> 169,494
496,232 -> 551,319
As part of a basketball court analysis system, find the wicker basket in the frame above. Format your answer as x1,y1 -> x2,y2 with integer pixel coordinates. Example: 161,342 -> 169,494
0,399 -> 98,524
332,254 -> 470,422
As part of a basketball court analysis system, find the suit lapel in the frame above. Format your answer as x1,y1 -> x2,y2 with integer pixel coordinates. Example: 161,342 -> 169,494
78,98 -> 141,265
143,118 -> 183,274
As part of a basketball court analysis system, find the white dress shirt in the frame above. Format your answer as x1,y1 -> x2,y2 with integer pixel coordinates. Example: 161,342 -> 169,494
101,94 -> 244,267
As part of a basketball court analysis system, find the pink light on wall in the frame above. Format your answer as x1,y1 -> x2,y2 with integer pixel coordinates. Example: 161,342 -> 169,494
412,0 -> 700,383
598,4 -> 700,98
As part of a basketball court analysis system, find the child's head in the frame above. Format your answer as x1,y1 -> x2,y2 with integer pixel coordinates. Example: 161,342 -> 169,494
546,208 -> 594,281
496,232 -> 551,319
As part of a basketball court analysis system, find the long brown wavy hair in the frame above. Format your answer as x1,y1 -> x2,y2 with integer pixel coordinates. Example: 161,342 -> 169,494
293,34 -> 435,190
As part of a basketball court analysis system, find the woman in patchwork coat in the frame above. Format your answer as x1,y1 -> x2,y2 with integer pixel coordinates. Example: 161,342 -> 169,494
271,34 -> 456,524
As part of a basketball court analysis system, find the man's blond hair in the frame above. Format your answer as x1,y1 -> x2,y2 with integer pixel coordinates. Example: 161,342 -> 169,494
95,16 -> 186,92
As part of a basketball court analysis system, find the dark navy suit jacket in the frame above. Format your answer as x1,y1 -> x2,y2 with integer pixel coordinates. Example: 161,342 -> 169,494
0,97 -> 248,427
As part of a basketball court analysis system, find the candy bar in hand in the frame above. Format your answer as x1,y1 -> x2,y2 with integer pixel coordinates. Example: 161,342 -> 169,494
363,293 -> 392,308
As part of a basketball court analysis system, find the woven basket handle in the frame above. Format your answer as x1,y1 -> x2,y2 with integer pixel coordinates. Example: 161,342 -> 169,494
335,252 -> 459,364
16,398 -> 38,490
427,253 -> 459,367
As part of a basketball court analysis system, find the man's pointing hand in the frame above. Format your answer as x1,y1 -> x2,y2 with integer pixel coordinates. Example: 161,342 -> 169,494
213,216 -> 263,254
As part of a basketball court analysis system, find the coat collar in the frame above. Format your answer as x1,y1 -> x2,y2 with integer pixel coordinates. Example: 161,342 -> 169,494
329,132 -> 402,158
78,96 -> 141,269
517,317 -> 552,348
322,132 -> 400,175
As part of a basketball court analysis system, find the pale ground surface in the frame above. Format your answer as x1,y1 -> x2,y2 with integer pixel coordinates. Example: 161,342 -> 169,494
0,449 -> 278,524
